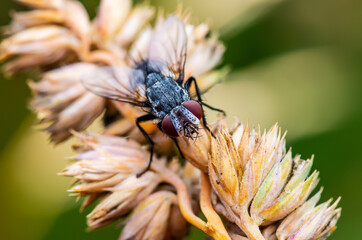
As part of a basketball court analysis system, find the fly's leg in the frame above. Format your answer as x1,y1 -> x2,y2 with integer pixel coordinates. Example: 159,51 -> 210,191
185,76 -> 225,138
186,77 -> 226,115
157,121 -> 185,160
136,114 -> 157,177
185,76 -> 213,137
172,137 -> 186,160
201,102 -> 226,116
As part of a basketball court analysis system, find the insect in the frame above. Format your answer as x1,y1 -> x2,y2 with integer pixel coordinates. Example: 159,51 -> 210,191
83,15 -> 225,176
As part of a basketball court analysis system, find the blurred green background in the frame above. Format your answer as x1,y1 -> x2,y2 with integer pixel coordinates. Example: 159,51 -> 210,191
0,0 -> 361,239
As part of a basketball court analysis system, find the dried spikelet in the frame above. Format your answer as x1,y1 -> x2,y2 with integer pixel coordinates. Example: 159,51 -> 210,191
29,63 -> 105,143
177,127 -> 211,172
120,191 -> 179,240
61,132 -> 167,228
93,0 -> 155,59
2,0 -> 91,74
208,121 -> 340,240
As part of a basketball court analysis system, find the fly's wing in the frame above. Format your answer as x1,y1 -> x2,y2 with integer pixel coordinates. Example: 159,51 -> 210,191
148,15 -> 187,83
82,66 -> 147,106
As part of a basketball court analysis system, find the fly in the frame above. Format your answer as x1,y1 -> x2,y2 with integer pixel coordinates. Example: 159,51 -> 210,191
83,15 -> 225,176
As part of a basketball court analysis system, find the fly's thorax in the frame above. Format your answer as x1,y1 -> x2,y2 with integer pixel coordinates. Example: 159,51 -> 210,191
145,72 -> 163,87
146,76 -> 190,119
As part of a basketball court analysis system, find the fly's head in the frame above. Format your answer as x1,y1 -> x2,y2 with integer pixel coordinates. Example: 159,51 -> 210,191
161,100 -> 203,139
183,122 -> 199,139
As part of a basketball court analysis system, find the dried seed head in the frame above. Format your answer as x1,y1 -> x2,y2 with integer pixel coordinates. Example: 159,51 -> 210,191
115,5 -> 155,47
61,132 -> 168,229
261,224 -> 278,240
209,126 -> 241,206
29,63 -> 105,143
174,118 -> 228,173
276,190 -> 341,240
208,121 -> 337,240
95,0 -> 131,43
120,191 -> 178,240
1,0 -> 93,74
6,10 -> 65,34
8,0 -> 91,45
94,0 -> 154,59
1,25 -> 80,75
184,23 -> 227,94
1,0 -> 155,72
87,172 -> 161,230
185,23 -> 226,81
164,204 -> 191,240
62,132 -> 156,192
177,127 -> 211,172
250,153 -> 319,225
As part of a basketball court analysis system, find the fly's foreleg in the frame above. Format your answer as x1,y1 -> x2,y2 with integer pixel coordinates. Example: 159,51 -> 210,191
136,114 -> 156,177
185,76 -> 226,138
157,121 -> 185,160
200,102 -> 226,116
172,137 -> 186,160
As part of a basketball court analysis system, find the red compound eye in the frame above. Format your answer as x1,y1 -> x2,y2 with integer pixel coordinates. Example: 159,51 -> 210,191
161,115 -> 179,137
182,100 -> 203,119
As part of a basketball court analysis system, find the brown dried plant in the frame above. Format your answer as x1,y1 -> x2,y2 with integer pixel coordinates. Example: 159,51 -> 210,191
1,0 -> 340,239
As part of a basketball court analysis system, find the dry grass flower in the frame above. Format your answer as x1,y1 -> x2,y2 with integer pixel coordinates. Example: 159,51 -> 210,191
119,191 -> 179,240
276,189 -> 341,240
29,63 -> 106,142
2,0 -> 90,74
1,0 -> 341,239
207,122 -> 340,240
177,126 -> 211,171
